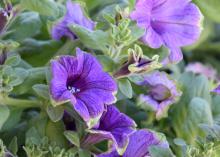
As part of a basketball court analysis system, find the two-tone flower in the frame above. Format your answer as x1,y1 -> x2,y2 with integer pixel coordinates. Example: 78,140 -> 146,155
50,48 -> 117,127
138,71 -> 182,119
113,45 -> 162,79
130,0 -> 203,64
51,0 -> 95,40
97,129 -> 169,157
82,105 -> 136,155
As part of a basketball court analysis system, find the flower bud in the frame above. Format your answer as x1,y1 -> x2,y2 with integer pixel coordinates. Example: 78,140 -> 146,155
113,45 -> 162,79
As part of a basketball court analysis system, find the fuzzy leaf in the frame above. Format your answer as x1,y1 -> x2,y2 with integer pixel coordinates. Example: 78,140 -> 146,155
64,131 -> 80,147
118,79 -> 133,98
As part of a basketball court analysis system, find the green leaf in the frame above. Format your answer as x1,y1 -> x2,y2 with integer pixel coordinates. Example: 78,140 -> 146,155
26,127 -> 42,145
188,97 -> 213,125
4,12 -> 42,41
118,79 -> 133,98
1,108 -> 23,132
46,105 -> 64,122
46,120 -> 67,147
194,0 -> 220,23
69,24 -> 112,51
32,84 -> 49,99
8,137 -> 18,155
149,146 -> 175,157
179,72 -> 211,103
21,0 -> 59,16
5,55 -> 21,66
0,105 -> 10,130
64,131 -> 80,147
78,149 -> 91,157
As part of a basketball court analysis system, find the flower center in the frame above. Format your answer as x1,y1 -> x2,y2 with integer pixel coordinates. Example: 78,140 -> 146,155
149,84 -> 171,102
66,75 -> 81,94
67,86 -> 80,94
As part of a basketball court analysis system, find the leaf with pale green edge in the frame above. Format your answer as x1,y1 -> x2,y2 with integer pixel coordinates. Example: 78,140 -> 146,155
4,55 -> 21,67
194,0 -> 220,23
46,105 -> 64,122
64,131 -> 80,147
0,105 -> 10,130
69,24 -> 112,51
20,0 -> 59,17
32,84 -> 50,99
8,137 -> 18,155
4,12 -> 42,41
149,146 -> 175,157
118,79 -> 133,98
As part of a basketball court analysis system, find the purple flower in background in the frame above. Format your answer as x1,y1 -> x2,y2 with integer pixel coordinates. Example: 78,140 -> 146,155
138,71 -> 182,120
130,0 -> 203,63
50,48 -> 117,126
0,10 -> 7,33
212,85 -> 220,94
97,129 -> 169,157
51,0 -> 95,40
82,105 -> 136,155
185,62 -> 217,80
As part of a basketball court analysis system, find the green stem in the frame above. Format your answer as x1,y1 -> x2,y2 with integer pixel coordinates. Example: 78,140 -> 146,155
0,95 -> 41,108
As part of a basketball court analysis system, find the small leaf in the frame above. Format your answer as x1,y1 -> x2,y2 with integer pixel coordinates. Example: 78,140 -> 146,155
64,131 -> 80,147
32,84 -> 50,99
188,97 -> 213,125
46,105 -> 64,122
46,120 -> 67,147
8,137 -> 18,155
0,105 -> 10,130
174,138 -> 187,146
5,55 -> 21,66
149,146 -> 175,157
118,79 -> 133,98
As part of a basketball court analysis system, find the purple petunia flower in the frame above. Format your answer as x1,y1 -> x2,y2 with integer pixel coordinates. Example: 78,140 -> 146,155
138,71 -> 182,120
212,85 -> 220,94
185,62 -> 217,80
50,48 -> 117,126
130,0 -> 203,64
51,0 -> 95,40
97,129 -> 169,157
82,105 -> 136,155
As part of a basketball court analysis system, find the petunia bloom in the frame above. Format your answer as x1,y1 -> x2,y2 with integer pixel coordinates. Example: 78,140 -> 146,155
50,48 -> 117,127
185,62 -> 217,80
51,0 -> 95,40
130,0 -> 203,63
212,85 -> 220,94
138,71 -> 182,120
97,129 -> 169,157
81,105 -> 136,155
